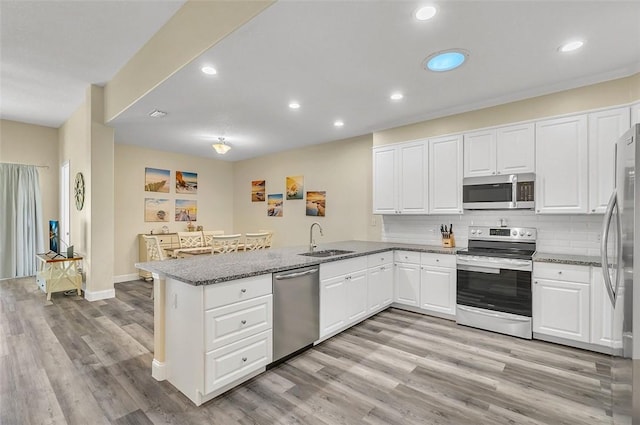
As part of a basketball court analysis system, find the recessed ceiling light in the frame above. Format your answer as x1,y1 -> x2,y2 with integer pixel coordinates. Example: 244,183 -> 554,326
289,102 -> 301,109
201,66 -> 217,75
148,109 -> 167,118
415,6 -> 437,21
334,120 -> 344,127
425,49 -> 469,72
390,93 -> 404,101
559,40 -> 584,53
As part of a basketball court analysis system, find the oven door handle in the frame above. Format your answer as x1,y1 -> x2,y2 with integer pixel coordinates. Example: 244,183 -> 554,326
456,265 -> 500,274
457,305 -> 531,322
456,257 -> 532,271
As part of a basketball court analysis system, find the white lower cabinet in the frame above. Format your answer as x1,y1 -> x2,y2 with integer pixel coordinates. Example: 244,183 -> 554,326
394,251 -> 421,306
319,257 -> 368,339
367,252 -> 394,313
420,253 -> 456,317
165,274 -> 273,406
591,268 -> 624,349
533,263 -> 590,343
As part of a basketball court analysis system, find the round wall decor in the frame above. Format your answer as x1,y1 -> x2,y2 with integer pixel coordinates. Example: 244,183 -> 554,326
74,172 -> 85,211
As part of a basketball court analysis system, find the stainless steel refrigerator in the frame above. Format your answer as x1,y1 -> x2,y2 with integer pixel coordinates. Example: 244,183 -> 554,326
601,123 -> 640,424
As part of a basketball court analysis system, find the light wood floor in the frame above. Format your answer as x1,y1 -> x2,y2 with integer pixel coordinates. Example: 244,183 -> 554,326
1,277 -> 613,425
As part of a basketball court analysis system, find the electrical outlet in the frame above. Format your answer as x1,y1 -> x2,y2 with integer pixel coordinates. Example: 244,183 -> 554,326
370,216 -> 377,227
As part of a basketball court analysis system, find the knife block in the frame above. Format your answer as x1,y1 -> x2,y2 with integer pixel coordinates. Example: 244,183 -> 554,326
442,235 -> 455,248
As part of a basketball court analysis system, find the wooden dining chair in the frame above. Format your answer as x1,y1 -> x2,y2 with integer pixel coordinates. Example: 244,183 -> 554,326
141,235 -> 166,299
177,231 -> 204,248
258,229 -> 273,248
244,232 -> 270,251
212,234 -> 242,254
202,230 -> 224,247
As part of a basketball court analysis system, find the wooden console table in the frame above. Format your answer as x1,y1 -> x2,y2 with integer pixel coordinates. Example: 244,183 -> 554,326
36,252 -> 83,300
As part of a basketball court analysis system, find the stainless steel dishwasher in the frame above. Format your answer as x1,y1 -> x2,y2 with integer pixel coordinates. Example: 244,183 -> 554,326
272,265 -> 319,363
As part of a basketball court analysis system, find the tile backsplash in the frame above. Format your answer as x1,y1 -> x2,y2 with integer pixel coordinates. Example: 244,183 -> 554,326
381,210 -> 603,256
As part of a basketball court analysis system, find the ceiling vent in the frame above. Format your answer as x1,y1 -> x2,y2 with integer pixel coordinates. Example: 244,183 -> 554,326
148,109 -> 167,118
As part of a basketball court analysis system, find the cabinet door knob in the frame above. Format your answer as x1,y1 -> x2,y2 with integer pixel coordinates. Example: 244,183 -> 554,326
534,280 -> 538,284
241,320 -> 247,325
241,288 -> 247,293
242,357 -> 247,362
592,209 -> 596,212
558,271 -> 563,275
436,259 -> 440,262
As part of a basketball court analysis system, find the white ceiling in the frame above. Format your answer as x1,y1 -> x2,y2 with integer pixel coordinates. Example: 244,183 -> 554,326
0,0 -> 185,128
3,1 -> 640,163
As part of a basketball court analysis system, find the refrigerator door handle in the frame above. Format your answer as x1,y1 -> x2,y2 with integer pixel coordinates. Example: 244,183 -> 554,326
600,190 -> 618,306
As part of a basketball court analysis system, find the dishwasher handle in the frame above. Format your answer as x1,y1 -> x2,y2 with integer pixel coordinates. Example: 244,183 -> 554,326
274,268 -> 318,280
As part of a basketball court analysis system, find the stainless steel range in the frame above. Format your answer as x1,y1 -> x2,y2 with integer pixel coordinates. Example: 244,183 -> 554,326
456,226 -> 537,339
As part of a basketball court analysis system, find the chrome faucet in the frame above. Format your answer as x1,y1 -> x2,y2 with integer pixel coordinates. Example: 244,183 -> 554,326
309,222 -> 324,252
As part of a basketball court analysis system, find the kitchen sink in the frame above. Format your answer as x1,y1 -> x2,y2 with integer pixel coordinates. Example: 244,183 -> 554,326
299,249 -> 354,258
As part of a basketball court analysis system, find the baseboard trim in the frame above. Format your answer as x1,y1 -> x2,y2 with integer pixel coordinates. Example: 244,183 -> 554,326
152,359 -> 167,381
84,288 -> 116,301
114,273 -> 140,283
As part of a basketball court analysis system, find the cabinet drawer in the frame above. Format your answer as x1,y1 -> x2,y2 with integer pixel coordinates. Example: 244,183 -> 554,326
367,251 -> 393,267
320,257 -> 368,280
205,295 -> 272,351
204,275 -> 272,309
394,250 -> 420,264
204,330 -> 272,394
421,253 -> 456,268
533,263 -> 590,283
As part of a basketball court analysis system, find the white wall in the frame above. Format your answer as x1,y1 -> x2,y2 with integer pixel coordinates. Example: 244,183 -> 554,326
0,119 -> 59,240
114,143 -> 234,278
232,135 -> 380,249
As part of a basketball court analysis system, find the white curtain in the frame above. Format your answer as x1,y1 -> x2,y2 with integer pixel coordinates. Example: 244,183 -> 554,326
0,163 -> 44,278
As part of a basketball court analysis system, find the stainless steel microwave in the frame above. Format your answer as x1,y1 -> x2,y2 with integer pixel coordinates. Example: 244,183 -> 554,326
462,173 -> 535,210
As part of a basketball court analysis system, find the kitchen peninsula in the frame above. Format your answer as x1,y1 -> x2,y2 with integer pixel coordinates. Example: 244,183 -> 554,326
136,240 -> 456,405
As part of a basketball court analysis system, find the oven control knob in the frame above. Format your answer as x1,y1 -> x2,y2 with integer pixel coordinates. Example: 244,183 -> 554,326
477,230 -> 483,235
471,230 -> 476,235
526,231 -> 532,237
511,230 -> 517,236
519,231 -> 525,236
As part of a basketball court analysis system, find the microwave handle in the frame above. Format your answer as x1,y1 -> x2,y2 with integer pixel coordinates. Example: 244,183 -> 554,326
512,174 -> 518,205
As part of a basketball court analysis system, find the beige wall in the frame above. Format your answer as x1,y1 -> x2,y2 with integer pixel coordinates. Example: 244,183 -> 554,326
232,135 -> 380,249
0,119 -> 59,238
114,143 -> 235,278
375,72 -> 640,146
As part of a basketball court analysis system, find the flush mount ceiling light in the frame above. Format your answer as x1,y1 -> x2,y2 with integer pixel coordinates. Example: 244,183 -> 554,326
415,6 -> 437,21
288,101 -> 301,109
390,92 -> 404,101
559,40 -> 584,53
334,120 -> 344,127
212,137 -> 231,154
425,49 -> 469,72
148,109 -> 167,118
201,66 -> 217,75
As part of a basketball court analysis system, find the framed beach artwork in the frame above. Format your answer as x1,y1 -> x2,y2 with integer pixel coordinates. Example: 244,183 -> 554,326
251,180 -> 266,202
286,175 -> 304,200
267,193 -> 283,217
144,198 -> 170,222
145,167 -> 170,193
175,199 -> 197,221
176,171 -> 197,194
306,191 -> 326,217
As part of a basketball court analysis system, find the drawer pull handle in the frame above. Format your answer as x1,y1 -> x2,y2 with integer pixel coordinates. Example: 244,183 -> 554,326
436,259 -> 440,262
241,288 -> 247,293
241,320 -> 247,325
558,271 -> 563,275
242,357 -> 248,362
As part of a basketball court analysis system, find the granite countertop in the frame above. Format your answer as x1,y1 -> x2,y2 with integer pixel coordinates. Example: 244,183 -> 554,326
136,240 -> 457,286
533,252 -> 601,267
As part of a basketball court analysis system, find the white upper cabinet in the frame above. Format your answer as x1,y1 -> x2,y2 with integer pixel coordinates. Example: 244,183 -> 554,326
464,130 -> 496,177
535,114 -> 588,214
463,124 -> 534,178
372,140 -> 428,215
496,123 -> 535,175
588,107 -> 631,214
429,135 -> 463,214
632,103 -> 640,125
372,146 -> 398,214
